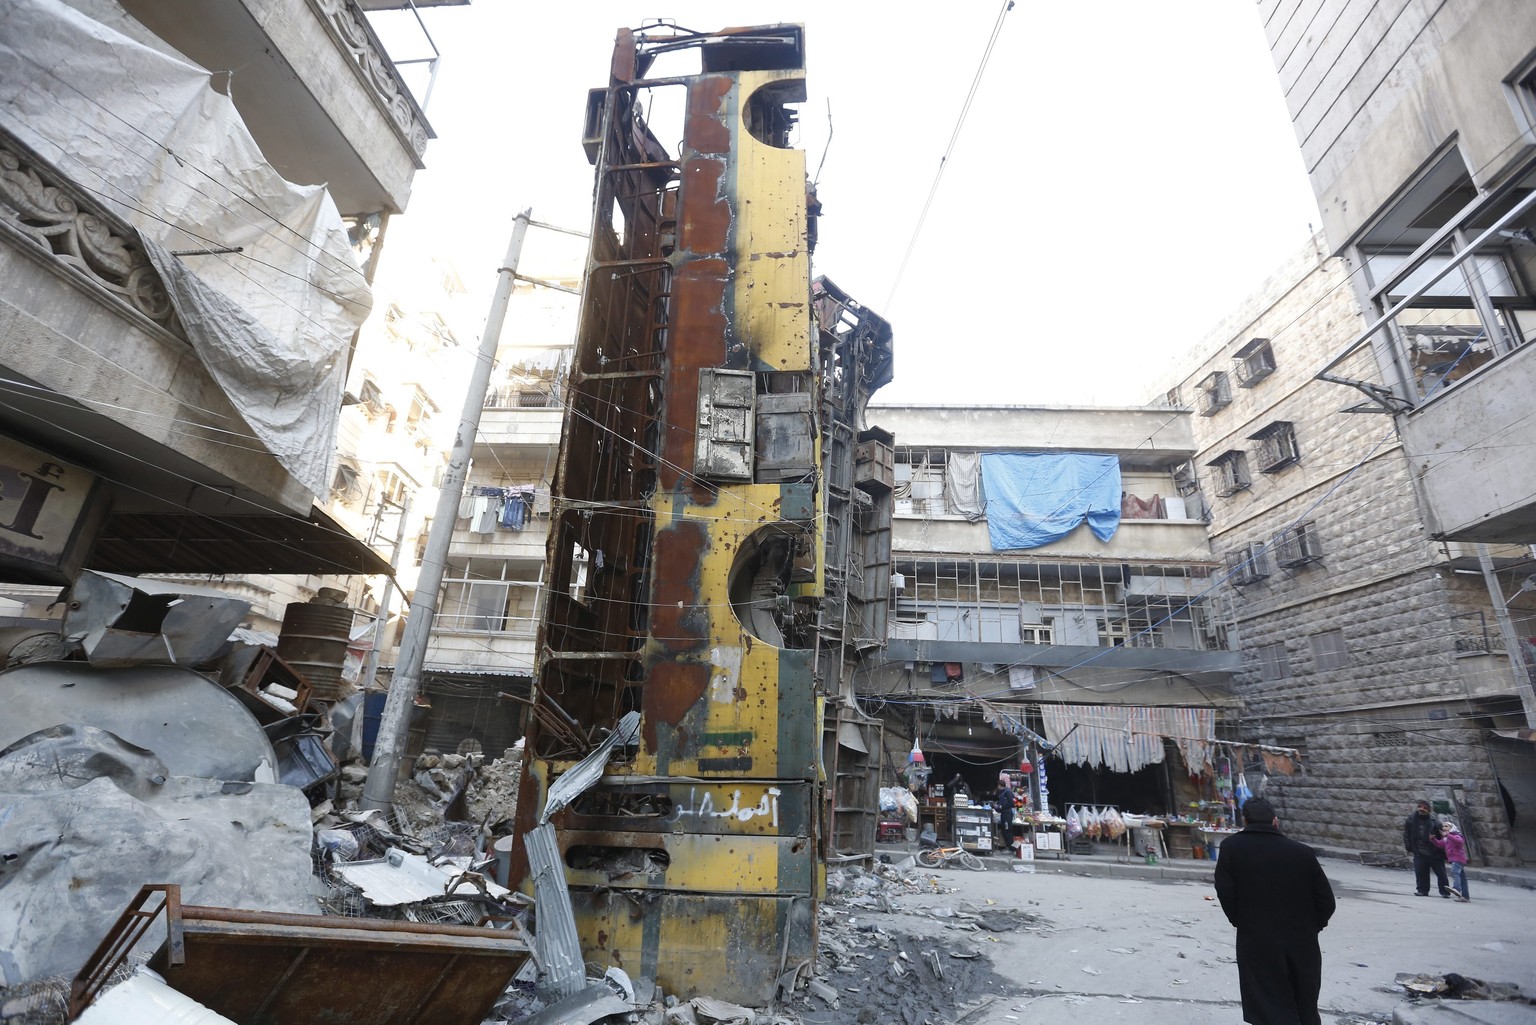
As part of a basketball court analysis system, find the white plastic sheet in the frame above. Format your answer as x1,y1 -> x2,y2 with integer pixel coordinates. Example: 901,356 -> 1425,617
0,0 -> 370,496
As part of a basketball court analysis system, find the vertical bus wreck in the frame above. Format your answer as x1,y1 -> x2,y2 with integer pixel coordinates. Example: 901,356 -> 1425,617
510,23 -> 893,1004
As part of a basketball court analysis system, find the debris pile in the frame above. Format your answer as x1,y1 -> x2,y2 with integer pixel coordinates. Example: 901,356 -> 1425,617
1395,972 -> 1533,1003
464,741 -> 524,829
794,863 -> 1023,1025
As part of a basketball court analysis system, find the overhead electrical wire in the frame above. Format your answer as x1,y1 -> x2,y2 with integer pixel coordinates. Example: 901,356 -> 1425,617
883,0 -> 1015,312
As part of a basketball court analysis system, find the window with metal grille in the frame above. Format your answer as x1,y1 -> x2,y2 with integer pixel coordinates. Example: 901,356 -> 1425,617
1250,421 -> 1301,473
1224,542 -> 1270,585
1197,371 -> 1232,415
1274,521 -> 1323,566
893,448 -> 948,518
1234,337 -> 1277,387
1208,450 -> 1251,497
1308,629 -> 1349,671
1257,642 -> 1290,681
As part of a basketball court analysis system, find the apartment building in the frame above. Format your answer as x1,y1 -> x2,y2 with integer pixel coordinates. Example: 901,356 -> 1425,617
383,278 -> 579,756
0,0 -> 442,609
1256,0 -> 1536,861
1164,237 -> 1532,864
858,404 -> 1240,816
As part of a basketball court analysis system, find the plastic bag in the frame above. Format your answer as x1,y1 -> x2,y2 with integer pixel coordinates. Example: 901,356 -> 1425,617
1065,805 -> 1083,839
1103,807 -> 1127,840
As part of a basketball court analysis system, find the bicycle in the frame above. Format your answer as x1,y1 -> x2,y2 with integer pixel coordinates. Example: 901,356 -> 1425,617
916,845 -> 987,871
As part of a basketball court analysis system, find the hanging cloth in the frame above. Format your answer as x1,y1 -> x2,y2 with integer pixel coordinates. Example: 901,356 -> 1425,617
945,451 -> 986,521
498,493 -> 528,530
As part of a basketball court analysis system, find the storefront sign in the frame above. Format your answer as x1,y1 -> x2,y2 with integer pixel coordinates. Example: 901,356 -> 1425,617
0,435 -> 110,584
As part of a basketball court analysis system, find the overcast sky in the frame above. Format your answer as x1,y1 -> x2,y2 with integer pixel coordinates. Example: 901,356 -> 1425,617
372,2 -> 1321,407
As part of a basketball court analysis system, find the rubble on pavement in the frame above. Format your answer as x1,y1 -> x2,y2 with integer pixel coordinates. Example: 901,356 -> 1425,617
1395,972 -> 1533,1003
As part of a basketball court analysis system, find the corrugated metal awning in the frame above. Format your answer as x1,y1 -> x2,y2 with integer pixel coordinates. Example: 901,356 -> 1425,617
90,505 -> 392,576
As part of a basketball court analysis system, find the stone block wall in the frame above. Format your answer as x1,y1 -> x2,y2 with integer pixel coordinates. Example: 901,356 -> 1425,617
1160,237 -> 1526,865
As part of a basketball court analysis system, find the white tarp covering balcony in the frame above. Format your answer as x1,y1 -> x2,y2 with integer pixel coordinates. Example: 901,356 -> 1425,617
0,0 -> 371,497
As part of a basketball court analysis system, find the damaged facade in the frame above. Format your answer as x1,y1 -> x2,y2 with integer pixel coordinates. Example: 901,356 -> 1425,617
508,24 -> 893,1005
1248,0 -> 1536,863
855,404 -> 1241,833
0,0 -> 433,588
0,0 -> 544,1011
1162,236 -> 1536,865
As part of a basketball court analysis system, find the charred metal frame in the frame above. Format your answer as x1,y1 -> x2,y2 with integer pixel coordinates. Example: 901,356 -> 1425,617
511,24 -> 892,1004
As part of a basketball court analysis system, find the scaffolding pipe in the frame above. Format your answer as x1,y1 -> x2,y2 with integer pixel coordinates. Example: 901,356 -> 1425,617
1475,543 -> 1536,726
361,209 -> 531,811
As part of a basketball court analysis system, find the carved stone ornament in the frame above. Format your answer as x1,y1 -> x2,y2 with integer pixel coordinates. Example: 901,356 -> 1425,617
0,134 -> 179,331
313,0 -> 431,161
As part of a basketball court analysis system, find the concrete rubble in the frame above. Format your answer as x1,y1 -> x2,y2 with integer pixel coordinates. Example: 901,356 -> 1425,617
0,592 -> 1005,1025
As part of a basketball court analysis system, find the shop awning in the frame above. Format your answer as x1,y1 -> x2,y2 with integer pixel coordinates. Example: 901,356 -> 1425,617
89,506 -> 393,576
1041,704 -> 1216,774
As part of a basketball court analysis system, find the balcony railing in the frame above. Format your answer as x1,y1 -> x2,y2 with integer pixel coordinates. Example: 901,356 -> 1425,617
311,0 -> 432,162
484,386 -> 561,409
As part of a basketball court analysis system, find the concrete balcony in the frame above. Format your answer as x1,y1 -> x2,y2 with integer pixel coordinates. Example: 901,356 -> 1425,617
0,131 -> 390,577
1398,340 -> 1536,544
448,527 -> 550,564
869,405 -> 1198,469
119,0 -> 432,215
1451,650 -> 1527,702
474,408 -> 563,456
422,630 -> 537,675
893,515 -> 1213,563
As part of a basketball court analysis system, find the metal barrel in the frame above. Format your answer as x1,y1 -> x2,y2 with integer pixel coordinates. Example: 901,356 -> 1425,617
276,599 -> 355,701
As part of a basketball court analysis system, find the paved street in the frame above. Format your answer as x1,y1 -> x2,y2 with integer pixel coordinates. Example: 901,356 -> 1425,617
820,855 -> 1536,1025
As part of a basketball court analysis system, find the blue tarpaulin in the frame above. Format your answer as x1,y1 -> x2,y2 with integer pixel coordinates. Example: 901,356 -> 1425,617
979,453 -> 1121,550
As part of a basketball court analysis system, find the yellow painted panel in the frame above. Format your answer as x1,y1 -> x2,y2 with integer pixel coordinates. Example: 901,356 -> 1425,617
733,69 -> 812,372
561,830 -> 813,893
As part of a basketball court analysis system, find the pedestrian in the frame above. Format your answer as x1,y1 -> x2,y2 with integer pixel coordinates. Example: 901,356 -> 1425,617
1403,799 -> 1452,898
994,775 -> 1017,852
1214,796 -> 1336,1025
1431,820 -> 1470,902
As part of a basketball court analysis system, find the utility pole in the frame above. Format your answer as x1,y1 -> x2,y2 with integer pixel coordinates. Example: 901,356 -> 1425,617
362,210 -> 532,811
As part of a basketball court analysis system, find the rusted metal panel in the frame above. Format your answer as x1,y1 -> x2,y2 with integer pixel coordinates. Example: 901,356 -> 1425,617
143,904 -> 530,1025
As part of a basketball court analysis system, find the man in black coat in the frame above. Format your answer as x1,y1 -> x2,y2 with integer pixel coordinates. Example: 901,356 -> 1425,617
1402,799 -> 1451,897
1214,797 -> 1336,1025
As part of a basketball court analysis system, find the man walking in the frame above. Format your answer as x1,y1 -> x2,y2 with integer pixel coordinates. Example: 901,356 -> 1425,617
1403,799 -> 1451,897
1214,797 -> 1336,1025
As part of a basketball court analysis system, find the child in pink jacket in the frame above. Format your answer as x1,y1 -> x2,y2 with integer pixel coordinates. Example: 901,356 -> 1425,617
1431,821 -> 1470,901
